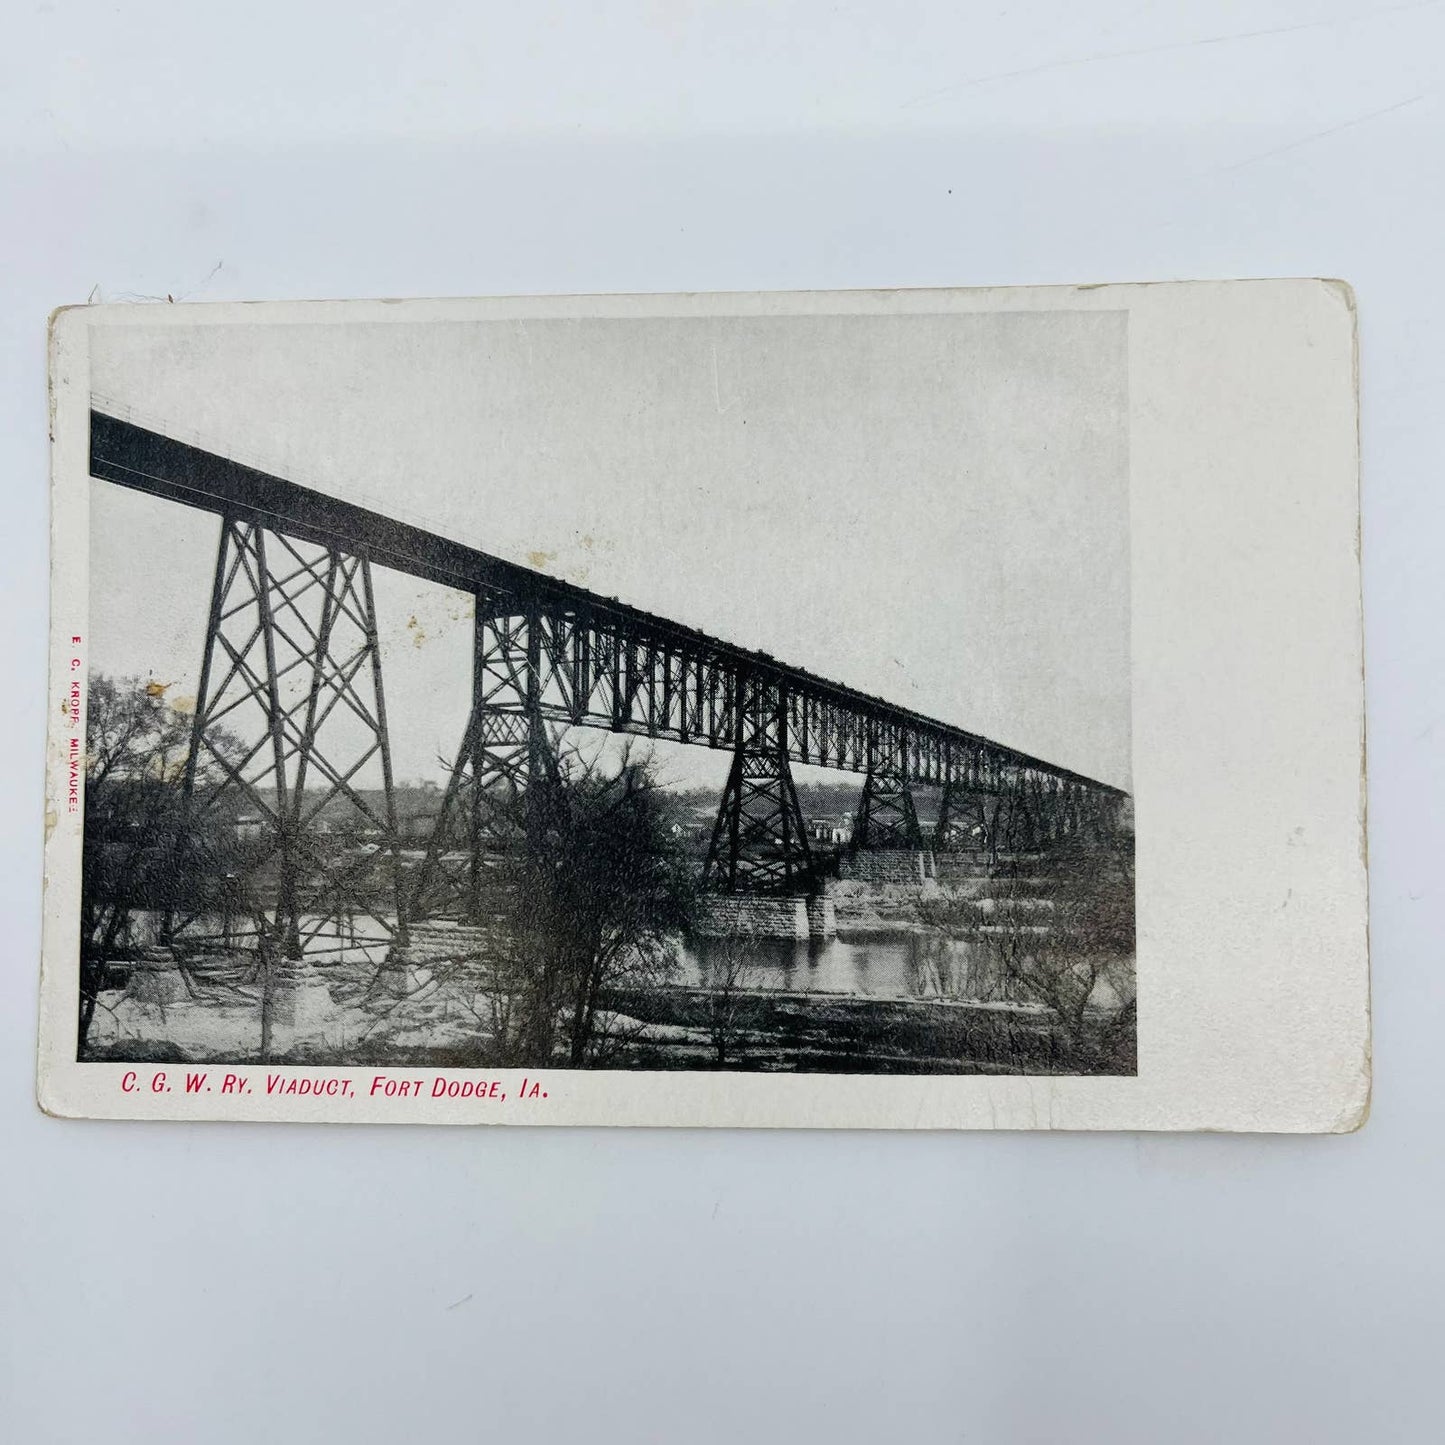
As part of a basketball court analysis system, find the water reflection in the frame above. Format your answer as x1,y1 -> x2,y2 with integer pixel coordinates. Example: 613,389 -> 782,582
142,908 -> 1002,1005
679,931 -> 991,1002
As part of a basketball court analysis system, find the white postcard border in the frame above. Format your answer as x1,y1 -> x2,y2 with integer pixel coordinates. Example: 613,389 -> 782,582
38,281 -> 1368,1130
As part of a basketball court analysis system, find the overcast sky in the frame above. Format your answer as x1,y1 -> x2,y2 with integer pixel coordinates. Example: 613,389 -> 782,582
88,306 -> 1130,794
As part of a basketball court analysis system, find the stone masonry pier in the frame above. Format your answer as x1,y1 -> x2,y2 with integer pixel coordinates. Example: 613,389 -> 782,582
696,894 -> 838,942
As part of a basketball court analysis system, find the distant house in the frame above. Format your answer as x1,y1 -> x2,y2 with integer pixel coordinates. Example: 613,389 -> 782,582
937,818 -> 989,849
234,813 -> 265,842
808,816 -> 852,846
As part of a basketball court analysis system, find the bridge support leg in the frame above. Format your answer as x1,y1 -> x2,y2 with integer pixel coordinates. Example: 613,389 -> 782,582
997,773 -> 1034,854
412,592 -> 560,921
935,778 -> 989,853
854,727 -> 923,850
171,516 -> 406,966
704,670 -> 813,894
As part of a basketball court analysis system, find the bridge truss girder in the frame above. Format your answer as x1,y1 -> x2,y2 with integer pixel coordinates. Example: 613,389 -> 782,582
935,770 -> 1117,859
92,413 -> 1131,910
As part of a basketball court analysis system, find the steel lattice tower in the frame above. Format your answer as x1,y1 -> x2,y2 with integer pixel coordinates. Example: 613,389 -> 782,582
853,725 -> 924,850
703,669 -> 814,894
168,517 -> 406,963
410,592 -> 562,921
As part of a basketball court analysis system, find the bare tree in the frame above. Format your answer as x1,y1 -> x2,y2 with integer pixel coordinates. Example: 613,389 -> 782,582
988,848 -> 1134,1065
414,739 -> 701,1067
79,675 -> 241,1052
699,924 -> 765,1066
916,841 -> 1135,1068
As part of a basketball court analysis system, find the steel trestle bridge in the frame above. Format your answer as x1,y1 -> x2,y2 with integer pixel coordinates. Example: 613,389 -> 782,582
90,410 -> 1128,961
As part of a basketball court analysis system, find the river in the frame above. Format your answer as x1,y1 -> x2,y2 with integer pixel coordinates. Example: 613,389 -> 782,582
134,909 -> 1002,1004
677,930 -> 985,1002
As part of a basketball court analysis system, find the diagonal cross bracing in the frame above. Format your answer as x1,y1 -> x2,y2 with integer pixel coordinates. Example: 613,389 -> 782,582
165,516 -> 407,962
89,411 -> 1127,803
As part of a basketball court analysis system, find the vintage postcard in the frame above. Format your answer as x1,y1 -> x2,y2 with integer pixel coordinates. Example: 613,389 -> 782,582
38,282 -> 1367,1129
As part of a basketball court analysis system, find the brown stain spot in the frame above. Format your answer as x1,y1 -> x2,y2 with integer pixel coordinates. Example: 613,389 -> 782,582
527,549 -> 558,570
406,614 -> 428,649
171,694 -> 197,715
145,680 -> 169,698
43,807 -> 58,843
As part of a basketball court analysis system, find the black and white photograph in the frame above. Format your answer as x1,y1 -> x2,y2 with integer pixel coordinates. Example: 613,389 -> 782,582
72,302 -> 1136,1079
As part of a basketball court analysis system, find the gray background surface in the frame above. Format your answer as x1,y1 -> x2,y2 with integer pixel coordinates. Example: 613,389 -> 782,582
2,3 -> 1440,1441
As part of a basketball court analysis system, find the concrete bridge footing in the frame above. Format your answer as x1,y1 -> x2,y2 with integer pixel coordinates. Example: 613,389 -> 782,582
696,894 -> 837,942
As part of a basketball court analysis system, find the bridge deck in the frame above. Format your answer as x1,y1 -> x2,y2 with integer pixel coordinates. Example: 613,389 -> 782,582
89,409 -> 1125,798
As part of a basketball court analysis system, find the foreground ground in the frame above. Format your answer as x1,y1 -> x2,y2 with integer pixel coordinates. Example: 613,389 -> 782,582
84,968 -> 1134,1076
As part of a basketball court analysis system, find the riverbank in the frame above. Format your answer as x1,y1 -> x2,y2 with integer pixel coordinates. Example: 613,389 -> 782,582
83,973 -> 1135,1075
83,846 -> 1135,1073
602,984 -> 1134,1075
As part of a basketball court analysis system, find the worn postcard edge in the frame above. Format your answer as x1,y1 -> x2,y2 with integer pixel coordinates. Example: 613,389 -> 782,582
37,280 -> 1369,1130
